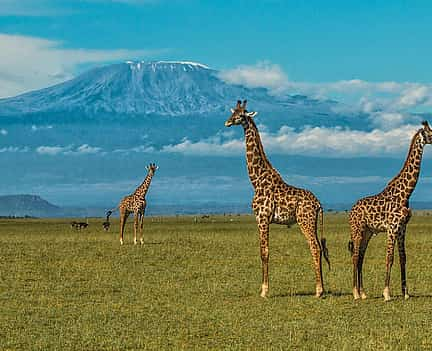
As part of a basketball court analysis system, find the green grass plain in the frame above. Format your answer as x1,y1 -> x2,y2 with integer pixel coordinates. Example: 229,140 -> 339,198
1,213 -> 432,350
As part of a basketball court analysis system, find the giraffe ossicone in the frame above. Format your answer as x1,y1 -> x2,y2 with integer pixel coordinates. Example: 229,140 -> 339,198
225,99 -> 330,298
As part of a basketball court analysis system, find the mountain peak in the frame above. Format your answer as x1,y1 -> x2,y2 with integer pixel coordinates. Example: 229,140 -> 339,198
124,60 -> 211,71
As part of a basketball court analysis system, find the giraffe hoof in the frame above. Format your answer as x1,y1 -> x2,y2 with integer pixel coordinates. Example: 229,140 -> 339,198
353,289 -> 361,300
360,290 -> 367,300
140,239 -> 144,245
120,239 -> 124,245
260,285 -> 269,298
315,289 -> 324,298
383,287 -> 391,302
404,293 -> 410,300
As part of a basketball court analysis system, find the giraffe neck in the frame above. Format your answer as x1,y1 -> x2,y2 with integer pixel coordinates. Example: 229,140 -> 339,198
242,117 -> 278,189
385,130 -> 425,204
134,171 -> 154,199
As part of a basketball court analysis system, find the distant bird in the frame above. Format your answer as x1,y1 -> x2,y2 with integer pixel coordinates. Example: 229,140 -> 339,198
102,212 -> 111,231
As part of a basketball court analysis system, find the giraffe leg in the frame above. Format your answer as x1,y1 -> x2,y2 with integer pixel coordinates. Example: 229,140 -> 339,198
349,221 -> 363,300
256,217 -> 270,298
119,208 -> 128,245
133,211 -> 139,245
357,230 -> 372,300
297,211 -> 324,298
383,230 -> 397,302
397,229 -> 409,300
139,211 -> 145,245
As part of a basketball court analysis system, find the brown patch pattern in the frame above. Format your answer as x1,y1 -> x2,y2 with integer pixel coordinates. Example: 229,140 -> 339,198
117,163 -> 158,245
225,100 -> 330,298
349,121 -> 432,301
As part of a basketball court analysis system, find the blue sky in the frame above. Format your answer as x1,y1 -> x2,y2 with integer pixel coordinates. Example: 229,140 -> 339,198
1,0 -> 432,85
2,0 -> 432,208
2,0 -> 432,115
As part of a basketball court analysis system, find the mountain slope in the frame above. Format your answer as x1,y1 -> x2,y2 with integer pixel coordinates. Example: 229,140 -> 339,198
0,61 -> 339,120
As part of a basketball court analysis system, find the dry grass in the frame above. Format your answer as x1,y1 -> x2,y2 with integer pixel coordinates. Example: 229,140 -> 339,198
1,213 -> 432,350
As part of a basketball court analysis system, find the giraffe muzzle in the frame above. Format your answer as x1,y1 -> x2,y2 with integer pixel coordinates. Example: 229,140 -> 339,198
225,121 -> 233,127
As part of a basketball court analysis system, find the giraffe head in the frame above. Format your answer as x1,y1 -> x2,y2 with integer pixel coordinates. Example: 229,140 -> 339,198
224,100 -> 258,128
146,163 -> 159,174
420,121 -> 432,144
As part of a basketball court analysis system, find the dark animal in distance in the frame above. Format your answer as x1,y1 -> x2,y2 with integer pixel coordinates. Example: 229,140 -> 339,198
102,211 -> 111,231
70,219 -> 89,230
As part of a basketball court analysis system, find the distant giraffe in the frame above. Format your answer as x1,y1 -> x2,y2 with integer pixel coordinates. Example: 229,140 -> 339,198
349,121 -> 432,301
107,163 -> 158,245
225,100 -> 330,298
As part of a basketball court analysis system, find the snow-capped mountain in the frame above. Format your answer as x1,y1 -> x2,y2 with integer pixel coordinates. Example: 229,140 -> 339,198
0,60 -> 343,121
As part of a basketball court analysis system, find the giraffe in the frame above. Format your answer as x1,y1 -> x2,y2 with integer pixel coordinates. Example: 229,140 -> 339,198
349,121 -> 432,301
225,100 -> 330,298
107,163 -> 158,245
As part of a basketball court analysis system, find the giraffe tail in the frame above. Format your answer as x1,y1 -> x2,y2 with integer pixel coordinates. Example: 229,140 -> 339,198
319,207 -> 331,270
348,240 -> 354,256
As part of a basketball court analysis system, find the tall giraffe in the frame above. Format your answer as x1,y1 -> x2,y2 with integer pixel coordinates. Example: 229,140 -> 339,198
225,100 -> 330,298
349,121 -> 432,301
107,163 -> 158,245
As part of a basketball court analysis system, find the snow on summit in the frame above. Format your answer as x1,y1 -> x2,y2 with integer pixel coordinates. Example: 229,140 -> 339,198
125,60 -> 210,71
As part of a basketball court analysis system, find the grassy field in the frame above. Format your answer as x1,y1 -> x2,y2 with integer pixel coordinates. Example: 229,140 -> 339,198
1,213 -> 432,350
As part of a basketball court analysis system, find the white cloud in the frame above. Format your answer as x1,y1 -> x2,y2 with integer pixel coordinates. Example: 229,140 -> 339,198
113,145 -> 155,153
0,33 -> 165,98
72,144 -> 102,155
31,125 -> 53,132
0,146 -> 29,153
160,124 -> 421,158
368,111 -> 415,130
0,129 -> 8,135
36,145 -> 69,155
36,144 -> 103,155
218,61 -> 288,92
162,136 -> 243,156
217,62 -> 432,119
396,85 -> 432,109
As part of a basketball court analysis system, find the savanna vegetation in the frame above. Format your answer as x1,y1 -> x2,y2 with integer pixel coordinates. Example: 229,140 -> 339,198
1,213 -> 432,350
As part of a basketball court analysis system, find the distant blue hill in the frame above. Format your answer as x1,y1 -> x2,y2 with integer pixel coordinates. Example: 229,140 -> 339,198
1,194 -> 432,218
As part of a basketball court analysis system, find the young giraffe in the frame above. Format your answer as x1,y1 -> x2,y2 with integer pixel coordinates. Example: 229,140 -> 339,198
349,121 -> 432,301
225,100 -> 330,298
107,163 -> 158,245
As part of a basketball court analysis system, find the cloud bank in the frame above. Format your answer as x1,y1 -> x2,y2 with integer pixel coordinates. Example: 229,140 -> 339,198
218,61 -> 288,92
0,33 -> 164,98
161,124 -> 421,158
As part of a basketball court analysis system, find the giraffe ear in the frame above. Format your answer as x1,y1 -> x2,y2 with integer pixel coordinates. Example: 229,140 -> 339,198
247,111 -> 258,118
230,108 -> 235,113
